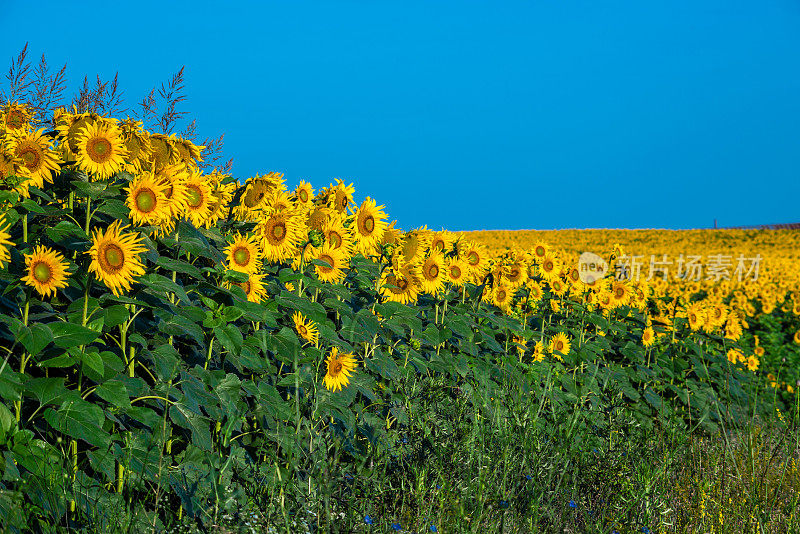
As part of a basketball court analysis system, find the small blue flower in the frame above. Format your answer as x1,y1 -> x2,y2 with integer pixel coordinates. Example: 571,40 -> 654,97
391,523 -> 402,531
642,528 -> 651,534
612,531 -> 620,534
430,525 -> 438,533
568,500 -> 577,508
499,500 -> 510,509
436,483 -> 441,489
525,474 -> 532,480
364,515 -> 373,525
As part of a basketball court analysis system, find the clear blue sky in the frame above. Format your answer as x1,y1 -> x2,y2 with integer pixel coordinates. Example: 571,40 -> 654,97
3,1 -> 799,231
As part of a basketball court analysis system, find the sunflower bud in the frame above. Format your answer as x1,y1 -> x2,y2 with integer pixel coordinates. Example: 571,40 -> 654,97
308,229 -> 324,248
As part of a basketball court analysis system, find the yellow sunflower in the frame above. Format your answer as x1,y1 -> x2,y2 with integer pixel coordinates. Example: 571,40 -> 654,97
610,280 -> 631,307
321,216 -> 355,257
1,102 -> 33,133
204,171 -> 235,228
292,312 -> 319,346
420,251 -> 446,295
125,172 -> 170,228
173,137 -> 205,168
148,133 -> 179,172
154,164 -> 190,235
224,232 -> 262,275
492,283 -> 513,310
74,122 -> 127,180
531,241 -> 549,264
532,341 -> 546,362
119,118 -> 153,173
22,246 -> 70,298
257,209 -> 305,264
686,302 -> 705,331
323,346 -> 357,392
400,228 -> 431,265
352,197 -> 388,255
380,263 -> 421,305
227,272 -> 268,303
235,174 -> 278,221
0,215 -> 14,266
381,221 -> 403,247
429,230 -> 455,254
328,179 -> 355,213
87,221 -> 148,296
527,280 -> 544,302
642,326 -> 655,348
310,245 -> 348,284
548,332 -> 571,361
5,128 -> 62,189
181,170 -> 214,227
539,253 -> 561,282
727,349 -> 743,365
446,257 -> 469,287
307,205 -> 334,232
460,241 -> 488,280
294,180 -> 314,208
793,330 -> 800,344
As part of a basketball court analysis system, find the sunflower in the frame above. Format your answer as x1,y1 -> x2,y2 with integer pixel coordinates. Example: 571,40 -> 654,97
380,263 -> 421,305
532,341 -> 546,362
686,302 -> 705,331
321,216 -> 354,257
420,251 -> 446,295
235,174 -> 279,221
548,332 -> 571,361
307,205 -> 334,231
173,137 -> 205,168
459,241 -> 488,279
400,228 -> 431,265
257,209 -> 305,264
353,197 -> 388,255
292,312 -> 319,346
309,245 -> 348,284
87,220 -> 148,296
381,221 -> 403,247
148,133 -> 179,172
727,349 -> 743,365
0,216 -> 14,266
22,246 -> 70,298
74,122 -> 127,180
610,281 -> 631,307
228,272 -> 268,303
446,258 -> 469,287
1,102 -> 33,133
125,172 -> 170,228
512,335 -> 526,357
531,241 -> 549,264
503,259 -> 528,288
323,347 -> 358,392
328,179 -> 355,213
642,327 -> 655,348
5,128 -> 62,189
550,278 -> 568,297
793,330 -> 800,344
746,355 -> 759,372
429,230 -> 455,254
539,253 -> 560,282
492,283 -> 513,310
266,188 -> 296,214
294,181 -> 314,208
205,179 -> 236,228
119,118 -> 153,173
527,280 -> 544,302
224,232 -> 262,274
181,170 -> 214,227
153,164 -> 190,235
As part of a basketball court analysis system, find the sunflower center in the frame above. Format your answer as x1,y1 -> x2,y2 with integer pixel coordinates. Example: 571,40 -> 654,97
19,146 -> 41,169
299,190 -> 308,203
298,324 -> 308,336
363,216 -> 375,234
318,254 -> 334,272
509,267 -> 520,280
135,188 -> 157,213
88,137 -> 112,162
432,240 -> 443,251
536,246 -> 545,257
337,194 -> 348,210
615,288 -> 624,298
329,232 -> 342,248
33,261 -> 52,283
186,186 -> 203,208
233,247 -> 250,266
103,244 -> 125,270
468,252 -> 479,265
7,110 -> 23,129
331,360 -> 343,375
544,261 -> 553,272
498,290 -> 507,301
237,281 -> 252,294
555,341 -> 564,351
271,222 -> 286,240
450,266 -> 461,279
427,264 -> 439,279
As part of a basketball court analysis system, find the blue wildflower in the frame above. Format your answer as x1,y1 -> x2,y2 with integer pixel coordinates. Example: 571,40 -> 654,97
569,500 -> 577,508
642,528 -> 651,534
525,474 -> 532,480
391,523 -> 402,531
364,515 -> 373,525
430,525 -> 438,533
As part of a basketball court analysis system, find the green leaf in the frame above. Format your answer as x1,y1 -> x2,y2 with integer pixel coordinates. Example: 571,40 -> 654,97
154,256 -> 205,280
94,380 -> 131,409
44,399 -> 111,449
103,305 -> 130,329
170,403 -> 212,451
24,377 -> 80,407
96,199 -> 129,219
50,322 -> 100,349
17,323 -> 53,357
214,324 -> 243,356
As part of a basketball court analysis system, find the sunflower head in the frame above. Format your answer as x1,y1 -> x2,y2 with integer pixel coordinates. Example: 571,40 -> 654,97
75,122 -> 128,180
224,232 -> 263,275
87,220 -> 148,296
2,102 -> 33,132
323,347 -> 358,392
22,245 -> 70,298
292,311 -> 319,346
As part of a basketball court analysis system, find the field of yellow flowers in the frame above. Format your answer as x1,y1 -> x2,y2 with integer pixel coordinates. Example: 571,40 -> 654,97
0,97 -> 798,533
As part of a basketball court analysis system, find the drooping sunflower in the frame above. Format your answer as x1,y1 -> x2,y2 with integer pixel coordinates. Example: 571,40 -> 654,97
22,246 -> 70,298
532,341 -> 546,362
5,128 -> 62,189
381,221 -> 403,247
642,326 -> 655,348
328,179 -> 355,213
420,251 -> 446,295
265,188 -> 296,214
204,171 -> 235,228
87,221 -> 148,296
353,197 -> 388,255
235,173 -> 280,221
228,272 -> 268,303
125,172 -> 170,228
154,164 -> 190,235
380,263 -> 421,305
446,257 -> 469,287
548,332 -> 571,361
119,118 -> 153,173
793,330 -> 800,344
0,216 -> 14,266
173,137 -> 205,168
74,122 -> 127,180
306,205 -> 334,232
181,170 -> 214,227
400,228 -> 431,265
148,133 -> 179,172
292,312 -> 319,346
503,259 -> 528,288
309,244 -> 348,284
294,180 -> 314,208
224,232 -> 262,275
257,209 -> 306,264
323,346 -> 358,392
1,102 -> 33,133
727,349 -> 743,365
686,302 -> 705,331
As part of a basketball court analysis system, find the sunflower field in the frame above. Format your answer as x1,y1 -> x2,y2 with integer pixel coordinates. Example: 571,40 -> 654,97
0,96 -> 798,533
